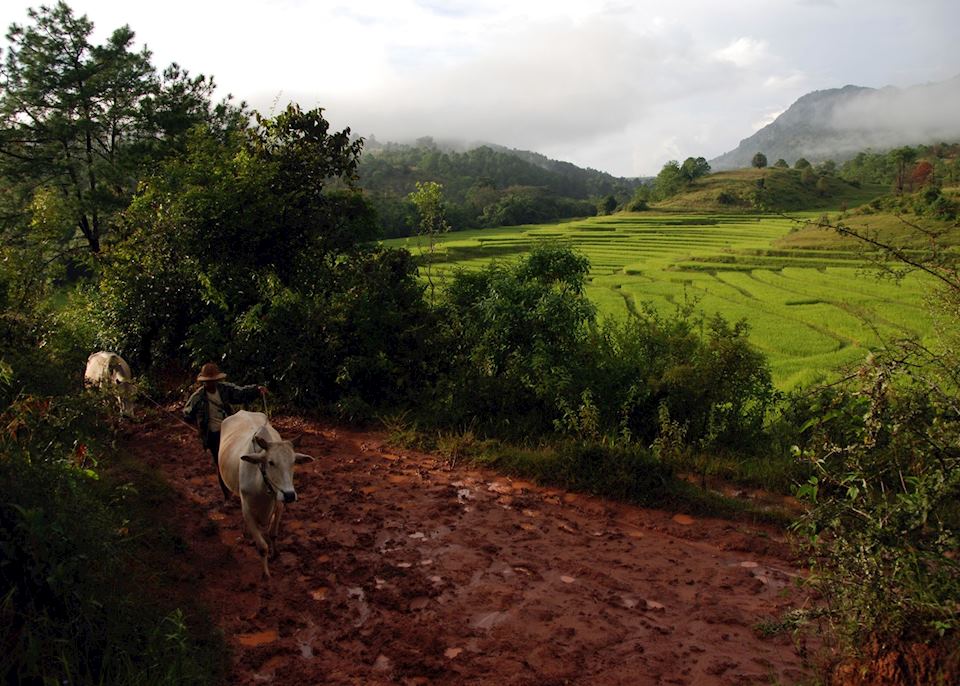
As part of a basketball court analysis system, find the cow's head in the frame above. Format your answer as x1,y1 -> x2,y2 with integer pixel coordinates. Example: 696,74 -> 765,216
241,434 -> 314,503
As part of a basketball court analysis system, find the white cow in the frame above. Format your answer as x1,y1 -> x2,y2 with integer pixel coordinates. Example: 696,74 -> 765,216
218,410 -> 314,577
84,351 -> 135,415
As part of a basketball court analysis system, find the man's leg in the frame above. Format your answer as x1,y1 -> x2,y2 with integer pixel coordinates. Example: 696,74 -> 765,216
207,431 -> 230,500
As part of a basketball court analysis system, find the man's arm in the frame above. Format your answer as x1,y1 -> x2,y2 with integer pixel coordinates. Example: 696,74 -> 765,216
183,388 -> 203,421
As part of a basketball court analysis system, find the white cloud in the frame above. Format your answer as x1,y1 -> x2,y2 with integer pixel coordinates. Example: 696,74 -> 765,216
2,0 -> 958,176
712,37 -> 770,68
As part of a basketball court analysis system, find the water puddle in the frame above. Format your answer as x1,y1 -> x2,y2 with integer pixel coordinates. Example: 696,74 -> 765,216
471,610 -> 509,630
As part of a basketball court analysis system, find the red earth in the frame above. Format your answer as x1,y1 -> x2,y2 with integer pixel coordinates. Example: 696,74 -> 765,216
124,408 -> 819,685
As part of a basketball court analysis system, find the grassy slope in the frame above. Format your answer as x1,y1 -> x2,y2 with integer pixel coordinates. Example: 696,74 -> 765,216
385,174 -> 958,388
653,167 -> 887,212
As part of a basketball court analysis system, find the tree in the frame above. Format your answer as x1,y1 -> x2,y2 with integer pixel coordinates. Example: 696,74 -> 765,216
889,146 -> 918,194
773,158 -> 789,168
816,159 -> 837,176
815,175 -> 830,196
794,158 -> 811,170
751,152 -> 768,169
599,194 -> 618,215
912,160 -> 934,187
654,160 -> 685,199
0,2 -> 243,261
680,156 -> 711,181
408,180 -> 450,304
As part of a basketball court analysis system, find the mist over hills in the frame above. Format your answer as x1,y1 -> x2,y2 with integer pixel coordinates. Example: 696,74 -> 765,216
710,75 -> 960,170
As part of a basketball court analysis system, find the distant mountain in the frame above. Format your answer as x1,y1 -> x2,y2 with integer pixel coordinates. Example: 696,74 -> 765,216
711,75 -> 960,170
360,138 -> 641,201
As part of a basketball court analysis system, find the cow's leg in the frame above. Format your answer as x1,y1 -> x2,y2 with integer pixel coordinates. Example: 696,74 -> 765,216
267,502 -> 285,558
207,433 -> 230,501
241,503 -> 272,578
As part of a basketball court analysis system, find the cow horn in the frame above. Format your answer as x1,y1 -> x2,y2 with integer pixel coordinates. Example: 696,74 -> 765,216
294,452 -> 315,464
288,433 -> 304,448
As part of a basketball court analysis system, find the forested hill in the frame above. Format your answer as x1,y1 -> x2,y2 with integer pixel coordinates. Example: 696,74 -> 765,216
710,75 -> 960,170
358,140 -> 643,237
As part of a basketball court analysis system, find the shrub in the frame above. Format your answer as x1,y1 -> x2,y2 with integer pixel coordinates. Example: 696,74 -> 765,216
0,390 -> 224,685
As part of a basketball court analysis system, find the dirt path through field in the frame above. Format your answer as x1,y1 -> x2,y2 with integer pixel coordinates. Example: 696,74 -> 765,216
125,409 -> 817,685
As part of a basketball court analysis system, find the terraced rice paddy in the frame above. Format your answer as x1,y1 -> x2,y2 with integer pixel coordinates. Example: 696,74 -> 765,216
383,213 -> 939,388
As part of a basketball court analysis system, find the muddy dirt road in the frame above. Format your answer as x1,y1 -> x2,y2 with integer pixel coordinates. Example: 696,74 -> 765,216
126,410 -> 816,685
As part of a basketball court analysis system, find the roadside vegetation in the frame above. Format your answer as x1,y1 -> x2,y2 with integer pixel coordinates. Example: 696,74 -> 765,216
1,3 -> 958,683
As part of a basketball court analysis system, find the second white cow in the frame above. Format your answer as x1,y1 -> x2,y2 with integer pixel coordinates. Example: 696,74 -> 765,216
218,410 -> 314,577
84,351 -> 135,415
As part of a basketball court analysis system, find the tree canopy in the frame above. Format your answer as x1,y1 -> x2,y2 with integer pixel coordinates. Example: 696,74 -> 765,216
0,1 -> 245,266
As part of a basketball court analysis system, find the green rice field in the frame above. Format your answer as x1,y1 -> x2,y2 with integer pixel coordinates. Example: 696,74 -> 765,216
383,212 -> 940,388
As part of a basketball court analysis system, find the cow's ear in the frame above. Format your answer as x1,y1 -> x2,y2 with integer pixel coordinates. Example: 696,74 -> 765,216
254,435 -> 271,450
241,453 -> 264,464
294,453 -> 315,464
289,433 -> 304,448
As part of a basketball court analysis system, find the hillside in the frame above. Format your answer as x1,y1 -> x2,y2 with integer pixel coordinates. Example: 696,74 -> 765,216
358,142 -> 643,236
711,75 -> 960,169
652,168 -> 887,212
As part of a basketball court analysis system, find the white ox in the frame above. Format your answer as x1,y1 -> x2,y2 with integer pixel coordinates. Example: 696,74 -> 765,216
218,410 -> 314,577
84,351 -> 134,415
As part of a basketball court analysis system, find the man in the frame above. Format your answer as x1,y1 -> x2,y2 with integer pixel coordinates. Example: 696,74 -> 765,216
183,362 -> 268,500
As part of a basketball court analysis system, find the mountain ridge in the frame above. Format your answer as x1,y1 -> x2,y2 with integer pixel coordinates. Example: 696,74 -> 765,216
711,75 -> 960,170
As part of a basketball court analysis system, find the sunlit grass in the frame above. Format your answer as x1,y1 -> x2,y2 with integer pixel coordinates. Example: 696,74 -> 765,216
383,211 -> 940,388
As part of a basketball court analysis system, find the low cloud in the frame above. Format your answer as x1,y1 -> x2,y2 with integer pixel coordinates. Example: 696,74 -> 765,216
266,17 -> 775,176
830,76 -> 960,146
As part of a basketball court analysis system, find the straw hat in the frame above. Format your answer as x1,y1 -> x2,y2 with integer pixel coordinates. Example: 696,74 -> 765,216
197,362 -> 227,382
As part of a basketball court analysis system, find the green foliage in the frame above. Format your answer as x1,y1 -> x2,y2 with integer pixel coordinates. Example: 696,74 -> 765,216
654,156 -> 716,200
773,159 -> 789,169
436,244 -> 595,436
654,160 -> 686,199
752,152 -> 768,169
796,357 -> 960,646
680,156 -> 712,182
93,107 -> 438,416
794,158 -> 811,170
358,142 -> 630,234
409,181 -> 451,303
0,308 -> 225,685
432,244 -> 778,454
479,186 -> 596,227
593,307 -> 778,453
0,1 -> 244,261
598,194 -> 619,215
793,214 -> 960,652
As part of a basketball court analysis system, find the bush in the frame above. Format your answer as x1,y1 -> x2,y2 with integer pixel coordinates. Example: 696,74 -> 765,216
434,248 -> 778,455
0,391 -> 225,685
795,355 -> 960,647
435,244 -> 595,436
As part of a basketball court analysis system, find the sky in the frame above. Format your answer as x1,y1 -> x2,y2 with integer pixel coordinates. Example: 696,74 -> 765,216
2,0 -> 959,177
